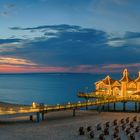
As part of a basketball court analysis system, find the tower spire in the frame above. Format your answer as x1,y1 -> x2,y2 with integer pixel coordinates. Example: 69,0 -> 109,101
120,68 -> 130,82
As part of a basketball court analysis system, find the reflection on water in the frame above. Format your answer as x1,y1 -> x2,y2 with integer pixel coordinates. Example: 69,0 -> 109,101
0,73 -> 137,111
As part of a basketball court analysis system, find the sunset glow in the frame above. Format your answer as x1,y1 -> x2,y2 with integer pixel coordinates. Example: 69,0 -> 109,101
0,0 -> 140,73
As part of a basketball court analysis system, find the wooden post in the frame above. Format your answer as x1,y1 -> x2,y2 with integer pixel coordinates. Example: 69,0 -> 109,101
73,108 -> 76,117
86,98 -> 88,110
139,103 -> 140,112
113,103 -> 116,111
107,103 -> 110,111
30,115 -> 33,121
97,106 -> 101,113
36,112 -> 41,122
41,112 -> 45,120
135,102 -> 137,112
123,102 -> 126,112
102,105 -> 105,111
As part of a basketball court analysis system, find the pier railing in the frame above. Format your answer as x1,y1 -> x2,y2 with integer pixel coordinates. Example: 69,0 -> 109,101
0,96 -> 140,115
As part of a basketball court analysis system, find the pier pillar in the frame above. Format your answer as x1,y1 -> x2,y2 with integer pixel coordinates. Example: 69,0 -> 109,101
102,105 -> 105,111
73,108 -> 76,117
97,106 -> 101,113
123,102 -> 126,112
41,112 -> 45,120
138,103 -> 140,112
86,98 -> 88,110
135,102 -> 137,112
30,115 -> 33,121
113,103 -> 116,111
107,103 -> 110,111
36,112 -> 41,122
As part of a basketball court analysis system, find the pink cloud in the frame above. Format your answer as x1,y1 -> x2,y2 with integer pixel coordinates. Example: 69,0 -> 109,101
103,63 -> 140,69
0,63 -> 140,74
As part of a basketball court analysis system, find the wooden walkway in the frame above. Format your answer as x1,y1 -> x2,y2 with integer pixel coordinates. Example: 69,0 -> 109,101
0,96 -> 140,116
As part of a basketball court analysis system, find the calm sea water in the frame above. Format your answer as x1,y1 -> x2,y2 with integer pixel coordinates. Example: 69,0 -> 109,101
0,73 -> 136,110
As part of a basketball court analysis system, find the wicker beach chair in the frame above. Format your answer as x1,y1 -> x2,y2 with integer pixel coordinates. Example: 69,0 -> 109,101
96,123 -> 102,131
78,126 -> 85,135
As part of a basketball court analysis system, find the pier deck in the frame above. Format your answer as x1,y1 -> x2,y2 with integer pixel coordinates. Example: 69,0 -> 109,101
0,96 -> 140,116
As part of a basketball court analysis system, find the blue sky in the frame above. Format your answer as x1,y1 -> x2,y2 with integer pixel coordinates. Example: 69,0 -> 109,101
0,0 -> 140,73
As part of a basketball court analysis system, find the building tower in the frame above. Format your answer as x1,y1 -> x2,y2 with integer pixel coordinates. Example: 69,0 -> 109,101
120,69 -> 130,96
135,71 -> 140,91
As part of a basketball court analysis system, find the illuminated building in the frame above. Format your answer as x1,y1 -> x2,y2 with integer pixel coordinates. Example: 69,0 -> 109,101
95,69 -> 140,96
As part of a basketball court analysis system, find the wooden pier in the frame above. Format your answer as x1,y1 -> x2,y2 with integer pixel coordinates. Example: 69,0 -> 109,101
0,96 -> 140,122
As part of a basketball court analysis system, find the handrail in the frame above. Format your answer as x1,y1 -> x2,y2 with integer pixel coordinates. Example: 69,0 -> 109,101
0,96 -> 140,115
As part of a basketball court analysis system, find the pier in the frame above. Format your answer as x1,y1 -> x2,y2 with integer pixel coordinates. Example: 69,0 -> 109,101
0,96 -> 140,122
0,69 -> 140,122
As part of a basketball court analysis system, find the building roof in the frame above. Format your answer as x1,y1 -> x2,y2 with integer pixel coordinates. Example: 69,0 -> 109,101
112,80 -> 121,87
102,75 -> 115,85
120,69 -> 132,82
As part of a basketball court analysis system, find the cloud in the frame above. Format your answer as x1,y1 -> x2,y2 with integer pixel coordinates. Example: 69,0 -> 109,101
8,24 -> 108,67
103,63 -> 140,69
0,11 -> 8,17
107,31 -> 140,47
0,38 -> 21,44
0,57 -> 36,66
0,38 -> 22,52
0,24 -> 140,73
124,32 -> 140,39
9,24 -> 81,31
4,4 -> 15,9
0,3 -> 16,17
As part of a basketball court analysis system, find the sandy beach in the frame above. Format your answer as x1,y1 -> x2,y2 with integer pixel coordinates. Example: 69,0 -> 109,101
0,110 -> 139,140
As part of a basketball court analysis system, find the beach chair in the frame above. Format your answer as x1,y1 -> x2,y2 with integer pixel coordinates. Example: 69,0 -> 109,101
105,121 -> 110,128
113,119 -> 117,126
88,130 -> 94,139
86,126 -> 92,132
135,126 -> 139,132
98,134 -> 105,140
78,127 -> 85,135
128,133 -> 135,140
125,127 -> 131,135
130,122 -> 134,128
121,124 -> 126,131
96,123 -> 102,131
120,118 -> 125,124
104,127 -> 109,135
126,117 -> 130,124
132,116 -> 137,122
114,126 -> 119,133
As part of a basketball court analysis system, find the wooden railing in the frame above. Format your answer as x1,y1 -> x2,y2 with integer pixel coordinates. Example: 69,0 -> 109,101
0,96 -> 139,115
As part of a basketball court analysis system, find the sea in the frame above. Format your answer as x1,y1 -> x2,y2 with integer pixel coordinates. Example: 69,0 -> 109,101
0,73 -> 137,111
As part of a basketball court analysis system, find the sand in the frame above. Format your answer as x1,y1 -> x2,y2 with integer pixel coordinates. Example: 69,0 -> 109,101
0,110 -> 139,140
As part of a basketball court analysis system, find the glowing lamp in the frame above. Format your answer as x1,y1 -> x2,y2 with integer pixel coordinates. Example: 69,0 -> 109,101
32,102 -> 36,108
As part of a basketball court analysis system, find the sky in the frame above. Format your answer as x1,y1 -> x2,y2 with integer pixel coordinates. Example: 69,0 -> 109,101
0,0 -> 140,73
